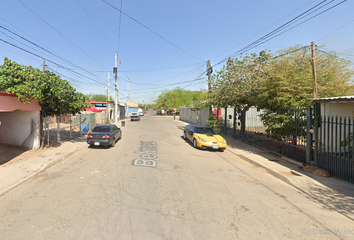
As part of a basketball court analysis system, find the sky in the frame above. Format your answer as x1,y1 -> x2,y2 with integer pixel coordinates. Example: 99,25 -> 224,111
0,0 -> 353,104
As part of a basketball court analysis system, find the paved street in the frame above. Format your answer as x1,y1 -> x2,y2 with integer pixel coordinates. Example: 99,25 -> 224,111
0,111 -> 353,240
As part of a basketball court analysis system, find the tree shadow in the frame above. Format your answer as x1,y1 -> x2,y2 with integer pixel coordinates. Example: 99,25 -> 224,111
223,134 -> 354,221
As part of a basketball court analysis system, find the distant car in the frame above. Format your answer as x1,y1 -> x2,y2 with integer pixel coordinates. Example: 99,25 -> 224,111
130,112 -> 140,121
183,125 -> 227,151
87,124 -> 122,147
143,110 -> 147,114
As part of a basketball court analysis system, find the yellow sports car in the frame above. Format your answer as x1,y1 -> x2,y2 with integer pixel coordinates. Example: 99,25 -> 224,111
183,125 -> 227,152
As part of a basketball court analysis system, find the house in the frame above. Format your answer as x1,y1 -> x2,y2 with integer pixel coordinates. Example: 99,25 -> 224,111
0,92 -> 41,149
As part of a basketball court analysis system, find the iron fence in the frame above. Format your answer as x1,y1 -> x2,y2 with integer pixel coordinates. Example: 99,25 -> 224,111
315,115 -> 354,183
222,106 -> 309,162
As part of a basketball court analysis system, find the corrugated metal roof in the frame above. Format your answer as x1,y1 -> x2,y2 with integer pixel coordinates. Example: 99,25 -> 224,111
313,96 -> 354,103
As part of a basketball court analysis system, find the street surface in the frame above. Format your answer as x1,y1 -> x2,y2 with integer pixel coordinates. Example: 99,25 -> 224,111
0,111 -> 353,239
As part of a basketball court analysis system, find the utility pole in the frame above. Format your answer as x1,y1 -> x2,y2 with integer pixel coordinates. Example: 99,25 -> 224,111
42,60 -> 49,147
107,71 -> 111,121
114,52 -> 118,123
311,41 -> 317,99
126,77 -> 130,118
207,60 -> 213,116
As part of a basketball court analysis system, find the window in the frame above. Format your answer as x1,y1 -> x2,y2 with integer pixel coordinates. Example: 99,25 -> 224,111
92,126 -> 111,132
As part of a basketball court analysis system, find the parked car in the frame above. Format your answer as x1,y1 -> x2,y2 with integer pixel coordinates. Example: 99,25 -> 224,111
87,124 -> 122,147
130,112 -> 140,121
183,125 -> 227,151
143,110 -> 147,114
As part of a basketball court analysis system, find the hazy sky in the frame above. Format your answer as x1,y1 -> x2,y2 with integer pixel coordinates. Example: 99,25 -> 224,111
1,0 -> 353,103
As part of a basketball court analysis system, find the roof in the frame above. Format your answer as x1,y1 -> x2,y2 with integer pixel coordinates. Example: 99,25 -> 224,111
313,96 -> 354,103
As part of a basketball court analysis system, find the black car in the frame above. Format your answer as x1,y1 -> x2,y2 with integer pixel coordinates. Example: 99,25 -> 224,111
87,124 -> 122,147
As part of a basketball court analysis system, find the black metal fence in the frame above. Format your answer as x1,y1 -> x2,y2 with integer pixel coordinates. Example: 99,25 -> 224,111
223,106 -> 309,162
315,115 -> 354,183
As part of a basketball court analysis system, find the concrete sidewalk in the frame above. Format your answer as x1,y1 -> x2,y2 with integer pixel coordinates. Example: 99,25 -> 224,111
1,118 -> 354,222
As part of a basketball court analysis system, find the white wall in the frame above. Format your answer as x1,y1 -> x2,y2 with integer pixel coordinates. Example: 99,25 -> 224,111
321,102 -> 354,118
0,110 -> 40,149
179,108 -> 209,126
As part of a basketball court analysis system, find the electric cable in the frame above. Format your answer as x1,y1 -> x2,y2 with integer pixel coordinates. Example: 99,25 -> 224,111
101,0 -> 204,62
18,0 -> 109,71
76,0 -> 116,51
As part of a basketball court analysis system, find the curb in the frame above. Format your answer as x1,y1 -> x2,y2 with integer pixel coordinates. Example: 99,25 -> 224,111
0,142 -> 87,197
225,148 -> 297,188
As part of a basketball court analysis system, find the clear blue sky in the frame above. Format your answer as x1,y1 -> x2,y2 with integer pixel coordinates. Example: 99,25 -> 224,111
1,0 -> 353,104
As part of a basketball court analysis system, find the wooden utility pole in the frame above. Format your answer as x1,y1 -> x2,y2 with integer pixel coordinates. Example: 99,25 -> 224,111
43,60 -> 46,73
207,60 -> 212,116
311,41 -> 317,99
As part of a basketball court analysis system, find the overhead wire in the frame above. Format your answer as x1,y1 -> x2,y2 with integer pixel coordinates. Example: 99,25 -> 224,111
0,24 -> 106,80
116,0 -> 123,52
101,0 -> 204,62
18,0 -> 109,71
76,0 -> 116,51
318,18 -> 354,41
213,0 -> 348,68
0,38 -> 107,88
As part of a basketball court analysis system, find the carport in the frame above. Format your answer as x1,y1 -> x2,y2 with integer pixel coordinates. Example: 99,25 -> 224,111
0,92 -> 41,164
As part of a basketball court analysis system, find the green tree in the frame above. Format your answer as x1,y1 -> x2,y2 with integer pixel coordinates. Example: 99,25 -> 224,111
257,45 -> 354,109
0,58 -> 89,116
256,45 -> 354,143
153,87 -> 206,110
85,93 -> 113,102
209,51 -> 272,137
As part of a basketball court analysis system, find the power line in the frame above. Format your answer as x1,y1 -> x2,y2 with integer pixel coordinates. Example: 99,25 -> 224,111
116,0 -> 123,52
101,0 -> 204,62
0,38 -> 106,87
0,24 -> 105,80
18,0 -> 109,70
318,18 -> 354,41
213,0 -> 348,68
76,0 -> 116,51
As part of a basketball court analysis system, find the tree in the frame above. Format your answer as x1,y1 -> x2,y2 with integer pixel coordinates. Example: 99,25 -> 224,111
257,45 -> 354,109
85,93 -> 113,102
0,58 -> 89,116
152,87 -> 206,110
256,45 -> 354,143
209,51 -> 272,137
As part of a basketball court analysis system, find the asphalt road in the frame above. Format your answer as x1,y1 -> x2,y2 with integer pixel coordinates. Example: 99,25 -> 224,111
0,111 -> 353,240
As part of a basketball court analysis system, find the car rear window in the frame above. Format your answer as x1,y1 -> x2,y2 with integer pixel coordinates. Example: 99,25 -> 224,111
92,126 -> 111,132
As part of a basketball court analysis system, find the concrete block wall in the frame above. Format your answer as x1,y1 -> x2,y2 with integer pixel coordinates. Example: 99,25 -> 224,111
179,107 -> 209,126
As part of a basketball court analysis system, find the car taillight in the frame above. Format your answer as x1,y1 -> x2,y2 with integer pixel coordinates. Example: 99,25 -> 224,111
102,135 -> 110,139
87,135 -> 93,138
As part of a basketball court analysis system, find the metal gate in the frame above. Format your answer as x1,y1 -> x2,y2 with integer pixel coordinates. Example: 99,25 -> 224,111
314,110 -> 354,183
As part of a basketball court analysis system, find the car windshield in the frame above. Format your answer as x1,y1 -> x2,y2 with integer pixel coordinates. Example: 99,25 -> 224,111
195,127 -> 217,136
92,126 -> 111,132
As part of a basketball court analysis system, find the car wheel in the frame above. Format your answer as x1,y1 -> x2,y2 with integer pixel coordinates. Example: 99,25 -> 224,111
111,138 -> 116,147
183,131 -> 187,139
219,148 -> 225,152
119,132 -> 122,140
193,139 -> 198,148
